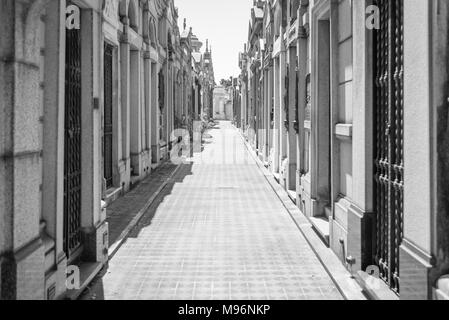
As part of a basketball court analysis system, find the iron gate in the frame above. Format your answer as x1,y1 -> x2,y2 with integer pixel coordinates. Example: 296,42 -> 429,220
373,0 -> 404,294
159,70 -> 165,141
284,64 -> 289,130
104,43 -> 114,189
294,63 -> 299,133
64,16 -> 82,259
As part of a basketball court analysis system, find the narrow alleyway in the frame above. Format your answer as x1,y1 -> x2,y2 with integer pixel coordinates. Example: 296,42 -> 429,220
81,122 -> 343,300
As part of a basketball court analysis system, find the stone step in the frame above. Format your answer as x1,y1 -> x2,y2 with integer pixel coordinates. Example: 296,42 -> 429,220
287,189 -> 297,204
65,262 -> 103,300
310,216 -> 330,247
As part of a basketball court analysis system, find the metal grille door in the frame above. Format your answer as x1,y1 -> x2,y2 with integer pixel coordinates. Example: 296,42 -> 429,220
284,64 -> 289,130
64,20 -> 82,258
104,43 -> 114,189
373,0 -> 404,294
294,63 -> 299,133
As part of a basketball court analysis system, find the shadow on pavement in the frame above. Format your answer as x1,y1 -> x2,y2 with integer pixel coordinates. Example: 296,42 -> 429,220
127,163 -> 194,239
79,163 -> 194,300
79,127 -> 219,300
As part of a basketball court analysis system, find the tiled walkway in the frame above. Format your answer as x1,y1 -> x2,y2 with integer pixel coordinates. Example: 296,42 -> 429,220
106,162 -> 178,251
81,121 -> 343,300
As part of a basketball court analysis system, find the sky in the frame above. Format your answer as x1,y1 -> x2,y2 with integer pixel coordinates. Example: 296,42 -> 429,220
174,0 -> 253,83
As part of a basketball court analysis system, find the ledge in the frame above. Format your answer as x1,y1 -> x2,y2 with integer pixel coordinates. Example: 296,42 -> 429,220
310,216 -> 330,246
104,187 -> 122,206
335,123 -> 353,140
355,271 -> 399,300
304,120 -> 311,130
65,262 -> 103,300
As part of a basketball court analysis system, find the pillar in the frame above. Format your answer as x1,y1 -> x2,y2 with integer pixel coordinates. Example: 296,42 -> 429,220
287,46 -> 298,191
119,20 -> 131,188
130,49 -> 142,176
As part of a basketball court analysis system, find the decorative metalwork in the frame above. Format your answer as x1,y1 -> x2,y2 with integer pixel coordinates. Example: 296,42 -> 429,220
373,0 -> 404,295
64,16 -> 82,258
159,70 -> 165,112
104,43 -> 114,189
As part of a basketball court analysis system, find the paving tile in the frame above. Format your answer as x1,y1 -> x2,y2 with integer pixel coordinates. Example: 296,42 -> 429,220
80,122 -> 343,301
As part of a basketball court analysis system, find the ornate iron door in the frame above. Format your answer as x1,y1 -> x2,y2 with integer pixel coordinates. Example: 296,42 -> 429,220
64,19 -> 82,258
159,70 -> 165,140
284,64 -> 289,131
294,63 -> 299,133
373,0 -> 404,294
104,43 -> 114,189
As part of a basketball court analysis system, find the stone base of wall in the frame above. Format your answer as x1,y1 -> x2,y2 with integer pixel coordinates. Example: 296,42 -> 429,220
287,162 -> 296,191
300,175 -> 313,218
1,237 -> 46,300
400,239 -> 433,300
329,217 -> 347,265
130,152 -> 143,177
44,253 -> 68,300
347,204 -> 374,273
141,150 -> 152,176
151,144 -> 160,165
1,253 -> 16,300
279,158 -> 288,190
82,221 -> 109,265
296,170 -> 302,205
119,158 -> 131,193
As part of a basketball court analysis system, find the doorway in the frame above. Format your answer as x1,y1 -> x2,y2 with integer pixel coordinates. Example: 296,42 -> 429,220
103,43 -> 114,189
373,0 -> 404,295
315,18 -> 332,219
64,9 -> 82,260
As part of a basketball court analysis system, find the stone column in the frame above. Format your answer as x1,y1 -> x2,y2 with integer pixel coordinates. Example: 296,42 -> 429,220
287,46 -> 298,191
346,0 -> 375,276
401,0 -> 437,300
119,20 -> 131,189
0,0 -> 50,300
296,24 -> 308,202
80,8 -> 108,265
130,49 -> 142,176
310,18 -> 331,217
41,0 -> 68,299
273,58 -> 281,174
144,51 -> 152,165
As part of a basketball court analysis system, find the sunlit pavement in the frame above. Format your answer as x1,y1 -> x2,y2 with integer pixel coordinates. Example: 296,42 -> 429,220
81,121 -> 343,300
